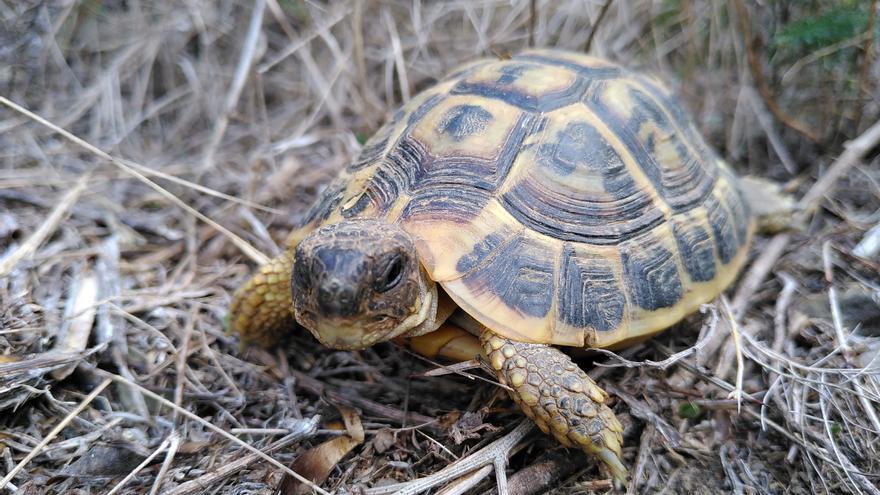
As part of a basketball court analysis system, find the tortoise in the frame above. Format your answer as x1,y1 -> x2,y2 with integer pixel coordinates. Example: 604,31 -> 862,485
230,49 -> 770,483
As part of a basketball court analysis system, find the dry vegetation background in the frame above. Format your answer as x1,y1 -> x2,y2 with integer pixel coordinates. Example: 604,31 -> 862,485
1,1 -> 880,494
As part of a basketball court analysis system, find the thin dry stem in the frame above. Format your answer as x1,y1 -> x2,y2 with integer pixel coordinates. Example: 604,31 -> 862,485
0,173 -> 89,277
94,368 -> 330,495
0,96 -> 270,265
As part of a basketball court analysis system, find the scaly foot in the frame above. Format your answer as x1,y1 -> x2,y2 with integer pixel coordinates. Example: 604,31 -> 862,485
480,329 -> 627,484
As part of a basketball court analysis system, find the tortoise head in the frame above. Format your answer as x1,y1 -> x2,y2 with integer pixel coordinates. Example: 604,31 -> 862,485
292,220 -> 436,350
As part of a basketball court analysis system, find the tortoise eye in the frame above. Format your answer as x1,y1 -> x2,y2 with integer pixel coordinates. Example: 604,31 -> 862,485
375,254 -> 405,293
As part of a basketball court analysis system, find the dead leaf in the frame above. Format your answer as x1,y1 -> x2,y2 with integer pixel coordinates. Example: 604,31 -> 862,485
279,405 -> 363,495
449,411 -> 498,445
371,428 -> 396,454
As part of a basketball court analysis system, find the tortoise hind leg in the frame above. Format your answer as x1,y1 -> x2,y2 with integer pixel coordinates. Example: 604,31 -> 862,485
229,250 -> 297,347
479,328 -> 627,484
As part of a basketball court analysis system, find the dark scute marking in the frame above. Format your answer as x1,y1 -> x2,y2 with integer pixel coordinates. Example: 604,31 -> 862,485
455,232 -> 508,274
495,63 -> 535,84
415,157 -> 497,191
721,180 -> 751,245
633,75 -> 715,159
584,86 -> 716,213
412,112 -> 538,191
585,93 -> 663,184
537,122 -> 635,196
705,195 -> 738,264
540,122 -> 591,175
436,104 -> 494,141
348,136 -> 424,217
621,234 -> 683,310
495,112 -> 540,186
558,245 -> 625,331
465,234 -> 554,318
501,120 -> 664,244
349,133 -> 390,171
382,136 -> 425,191
451,81 -> 536,111
407,93 -> 444,126
670,218 -> 717,282
628,88 -> 715,207
340,191 -> 372,219
348,107 -> 408,172
514,53 -> 622,80
451,72 -> 590,113
402,185 -> 491,223
362,166 -> 402,215
301,178 -> 347,226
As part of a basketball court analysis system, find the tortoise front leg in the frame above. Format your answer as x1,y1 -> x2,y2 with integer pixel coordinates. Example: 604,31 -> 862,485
479,328 -> 627,484
229,250 -> 297,347
398,322 -> 484,362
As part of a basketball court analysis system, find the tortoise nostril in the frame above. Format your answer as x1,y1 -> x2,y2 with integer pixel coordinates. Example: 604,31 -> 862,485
316,280 -> 359,316
337,287 -> 355,305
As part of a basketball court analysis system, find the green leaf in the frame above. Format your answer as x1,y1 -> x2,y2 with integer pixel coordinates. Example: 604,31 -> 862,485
830,422 -> 842,436
774,7 -> 869,51
678,402 -> 702,419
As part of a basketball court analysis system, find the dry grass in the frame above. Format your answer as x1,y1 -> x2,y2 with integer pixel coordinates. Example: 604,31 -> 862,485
1,1 -> 879,493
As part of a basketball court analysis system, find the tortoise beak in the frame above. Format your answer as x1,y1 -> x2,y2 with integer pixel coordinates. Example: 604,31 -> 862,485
308,320 -> 377,350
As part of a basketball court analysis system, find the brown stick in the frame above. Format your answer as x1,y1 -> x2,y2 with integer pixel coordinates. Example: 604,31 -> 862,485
626,424 -> 655,495
732,0 -> 820,143
528,0 -> 536,48
583,0 -> 614,53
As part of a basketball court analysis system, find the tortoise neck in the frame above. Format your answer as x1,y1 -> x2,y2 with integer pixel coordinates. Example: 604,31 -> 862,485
396,274 -> 440,338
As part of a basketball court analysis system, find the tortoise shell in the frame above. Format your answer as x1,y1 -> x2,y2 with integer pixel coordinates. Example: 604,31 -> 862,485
288,49 -> 753,349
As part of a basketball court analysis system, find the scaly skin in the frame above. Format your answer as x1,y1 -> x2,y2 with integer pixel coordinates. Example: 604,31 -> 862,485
397,322 -> 484,362
480,328 -> 627,484
229,251 -> 296,347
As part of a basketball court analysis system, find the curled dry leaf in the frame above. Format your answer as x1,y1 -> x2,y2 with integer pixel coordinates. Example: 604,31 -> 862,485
280,405 -> 364,495
449,411 -> 499,445
371,428 -> 396,454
